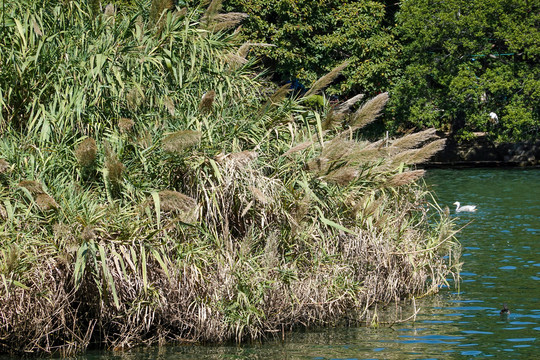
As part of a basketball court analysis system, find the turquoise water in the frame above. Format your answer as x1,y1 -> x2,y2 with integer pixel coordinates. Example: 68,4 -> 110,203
10,168 -> 540,359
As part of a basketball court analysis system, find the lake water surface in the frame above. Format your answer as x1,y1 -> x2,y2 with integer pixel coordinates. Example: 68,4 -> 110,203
33,169 -> 540,359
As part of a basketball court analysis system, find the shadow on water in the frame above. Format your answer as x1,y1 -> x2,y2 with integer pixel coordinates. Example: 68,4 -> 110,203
6,169 -> 537,360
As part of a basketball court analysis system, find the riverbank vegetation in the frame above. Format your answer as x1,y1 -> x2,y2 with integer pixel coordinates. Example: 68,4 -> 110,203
0,0 -> 460,356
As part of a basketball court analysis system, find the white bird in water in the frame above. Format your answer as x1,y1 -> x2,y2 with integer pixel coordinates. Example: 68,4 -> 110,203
453,201 -> 477,212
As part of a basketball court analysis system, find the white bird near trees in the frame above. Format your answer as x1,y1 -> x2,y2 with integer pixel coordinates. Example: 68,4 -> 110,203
453,201 -> 477,212
489,112 -> 499,124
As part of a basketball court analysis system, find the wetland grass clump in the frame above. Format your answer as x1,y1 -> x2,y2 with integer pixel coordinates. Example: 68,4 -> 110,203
0,0 -> 460,356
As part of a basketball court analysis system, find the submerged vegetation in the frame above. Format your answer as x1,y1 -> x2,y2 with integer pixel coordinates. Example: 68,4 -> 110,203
0,0 -> 460,356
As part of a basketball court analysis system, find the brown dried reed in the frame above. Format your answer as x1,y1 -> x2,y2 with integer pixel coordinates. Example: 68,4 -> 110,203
349,92 -> 389,131
304,61 -> 349,97
104,143 -> 124,184
199,90 -> 216,113
0,158 -> 10,173
75,138 -> 97,167
387,170 -> 426,187
118,118 -> 135,133
19,180 -> 45,194
162,130 -> 202,154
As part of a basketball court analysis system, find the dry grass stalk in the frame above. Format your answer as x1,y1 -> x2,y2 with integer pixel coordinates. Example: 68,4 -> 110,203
215,150 -> 258,167
238,42 -> 273,58
203,0 -> 223,20
19,180 -> 44,194
32,19 -> 42,36
118,118 -> 135,133
225,53 -> 248,68
150,0 -> 174,27
209,12 -> 248,31
350,92 -> 389,131
0,158 -> 10,173
248,186 -> 268,204
392,139 -> 446,165
387,170 -> 426,187
283,139 -> 316,157
323,167 -> 359,185
36,193 -> 59,211
390,128 -> 438,151
304,61 -> 349,97
269,84 -> 291,105
126,87 -> 145,110
0,203 -> 7,220
104,143 -> 124,184
157,190 -> 197,213
75,138 -> 97,167
163,96 -> 175,115
199,90 -> 216,113
334,93 -> 364,114
104,4 -> 116,17
162,130 -> 202,154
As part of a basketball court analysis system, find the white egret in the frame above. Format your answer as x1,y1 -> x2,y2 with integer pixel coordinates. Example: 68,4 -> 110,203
453,201 -> 477,212
489,112 -> 498,124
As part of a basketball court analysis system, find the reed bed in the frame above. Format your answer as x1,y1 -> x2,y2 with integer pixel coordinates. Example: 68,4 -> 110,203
0,0 -> 460,356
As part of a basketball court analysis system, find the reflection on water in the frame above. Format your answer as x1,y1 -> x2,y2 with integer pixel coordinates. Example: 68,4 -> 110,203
24,169 -> 540,359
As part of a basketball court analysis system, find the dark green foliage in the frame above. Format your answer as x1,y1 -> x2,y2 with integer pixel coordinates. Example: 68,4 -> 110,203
223,0 -> 401,97
388,0 -> 540,141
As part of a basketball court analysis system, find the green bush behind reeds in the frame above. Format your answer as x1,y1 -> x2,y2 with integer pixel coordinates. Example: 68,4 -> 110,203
0,0 -> 460,355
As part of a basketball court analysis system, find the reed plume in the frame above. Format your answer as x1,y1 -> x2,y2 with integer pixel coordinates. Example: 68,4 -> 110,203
387,170 -> 426,187
163,96 -> 175,115
104,4 -> 116,18
118,118 -> 134,133
36,194 -> 59,211
150,0 -> 174,27
349,92 -> 389,131
323,167 -> 359,185
162,130 -> 202,154
238,42 -> 273,58
390,128 -> 438,152
0,158 -> 10,173
19,180 -> 45,195
391,139 -> 446,166
104,143 -> 124,184
126,87 -> 144,110
0,203 -> 6,220
199,90 -> 216,113
209,12 -> 248,31
203,0 -> 223,20
334,93 -> 364,114
304,61 -> 349,97
75,138 -> 97,167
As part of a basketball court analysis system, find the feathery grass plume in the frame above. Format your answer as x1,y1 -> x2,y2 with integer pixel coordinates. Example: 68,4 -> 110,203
390,128 -> 439,152
36,193 -> 59,211
155,190 -> 198,222
392,139 -> 446,166
349,92 -> 389,131
387,170 -> 426,187
334,93 -> 365,114
248,186 -> 268,204
162,130 -> 202,154
150,0 -> 174,27
270,84 -> 291,104
0,158 -> 10,173
323,167 -> 359,186
215,150 -> 258,167
126,87 -> 145,110
203,0 -> 223,20
304,61 -> 349,97
118,118 -> 135,133
199,90 -> 216,113
104,142 -> 124,184
283,139 -> 316,157
163,96 -> 175,115
209,12 -> 248,31
75,138 -> 97,167
238,42 -> 273,58
225,53 -> 248,70
81,226 -> 97,241
19,180 -> 44,195
104,4 -> 116,18
0,203 -> 6,220
32,19 -> 43,37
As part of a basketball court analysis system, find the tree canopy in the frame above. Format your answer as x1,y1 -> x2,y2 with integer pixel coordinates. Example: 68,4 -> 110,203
388,0 -> 540,141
